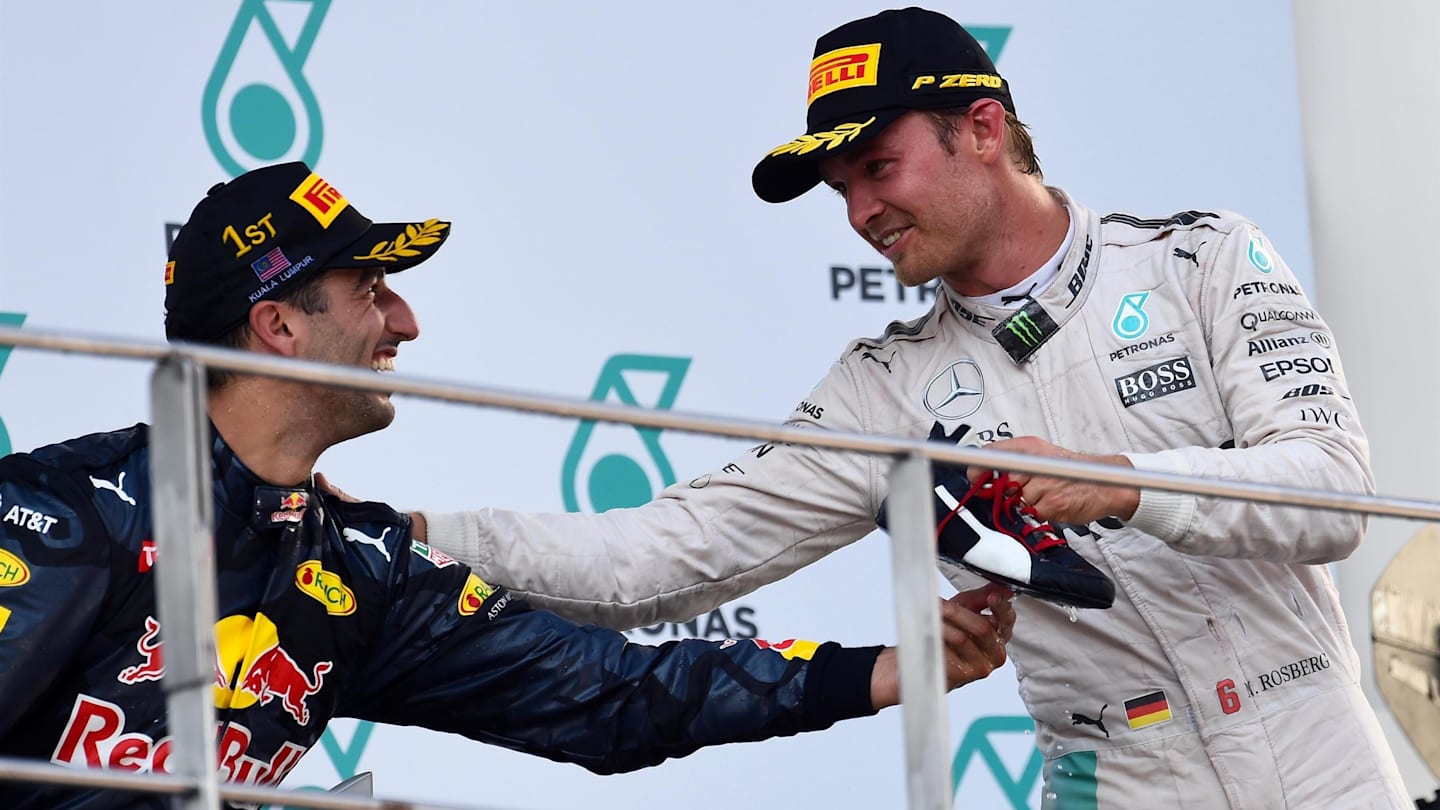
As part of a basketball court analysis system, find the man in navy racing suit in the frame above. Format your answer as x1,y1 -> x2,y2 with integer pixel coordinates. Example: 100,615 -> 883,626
0,161 -> 1015,808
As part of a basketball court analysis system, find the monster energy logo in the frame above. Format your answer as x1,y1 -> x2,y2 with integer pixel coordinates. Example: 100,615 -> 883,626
1003,312 -> 1043,347
992,301 -> 1057,363
561,354 -> 690,513
203,0 -> 330,177
0,313 -> 26,457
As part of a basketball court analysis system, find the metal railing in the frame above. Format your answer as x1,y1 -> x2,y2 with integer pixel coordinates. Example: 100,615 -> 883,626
2,324 -> 1438,810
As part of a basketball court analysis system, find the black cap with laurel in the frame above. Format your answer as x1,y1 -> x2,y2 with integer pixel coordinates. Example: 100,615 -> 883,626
751,7 -> 1015,204
164,162 -> 451,342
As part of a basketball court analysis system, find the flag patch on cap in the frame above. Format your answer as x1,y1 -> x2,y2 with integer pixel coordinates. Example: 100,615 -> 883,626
1123,690 -> 1173,730
251,247 -> 292,282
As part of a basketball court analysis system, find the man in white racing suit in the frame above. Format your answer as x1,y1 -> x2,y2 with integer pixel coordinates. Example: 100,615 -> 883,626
413,8 -> 1409,808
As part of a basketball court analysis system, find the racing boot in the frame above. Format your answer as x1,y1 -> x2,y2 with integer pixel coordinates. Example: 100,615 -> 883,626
878,466 -> 1115,609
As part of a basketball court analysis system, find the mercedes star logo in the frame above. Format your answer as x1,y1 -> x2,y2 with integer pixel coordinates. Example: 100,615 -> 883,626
923,360 -> 985,420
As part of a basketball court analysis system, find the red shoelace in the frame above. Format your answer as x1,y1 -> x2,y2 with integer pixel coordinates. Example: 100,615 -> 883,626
935,471 -> 1066,552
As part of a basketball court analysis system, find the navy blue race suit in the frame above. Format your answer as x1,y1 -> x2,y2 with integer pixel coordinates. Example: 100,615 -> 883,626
0,425 -> 879,808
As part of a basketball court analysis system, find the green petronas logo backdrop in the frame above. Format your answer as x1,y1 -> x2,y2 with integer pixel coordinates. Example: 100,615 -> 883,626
562,354 -> 690,513
969,26 -> 1012,61
0,313 -> 25,457
203,0 -> 330,177
951,715 -> 1044,807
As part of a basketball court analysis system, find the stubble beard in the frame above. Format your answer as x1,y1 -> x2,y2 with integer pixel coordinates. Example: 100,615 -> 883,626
315,386 -> 396,446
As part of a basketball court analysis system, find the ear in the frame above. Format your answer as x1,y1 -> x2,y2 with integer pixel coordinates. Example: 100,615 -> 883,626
968,99 -> 1008,165
246,300 -> 303,357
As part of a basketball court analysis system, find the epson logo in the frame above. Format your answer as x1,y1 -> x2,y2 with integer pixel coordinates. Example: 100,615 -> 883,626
1247,335 -> 1310,356
1114,356 -> 1196,408
1260,355 -> 1333,382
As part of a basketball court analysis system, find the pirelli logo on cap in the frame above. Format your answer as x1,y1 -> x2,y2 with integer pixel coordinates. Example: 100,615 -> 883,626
164,261 -> 175,286
289,172 -> 349,228
808,44 -> 881,106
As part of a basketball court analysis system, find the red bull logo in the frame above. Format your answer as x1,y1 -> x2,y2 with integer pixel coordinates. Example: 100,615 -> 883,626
51,693 -> 306,785
116,616 -> 165,685
270,490 -> 307,524
214,613 -> 331,727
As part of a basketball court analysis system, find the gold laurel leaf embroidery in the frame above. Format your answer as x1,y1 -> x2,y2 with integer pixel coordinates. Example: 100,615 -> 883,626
353,220 -> 449,262
766,117 -> 877,158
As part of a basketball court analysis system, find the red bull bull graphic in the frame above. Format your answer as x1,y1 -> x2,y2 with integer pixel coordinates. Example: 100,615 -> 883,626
238,646 -> 331,725
214,612 -> 331,726
51,693 -> 307,785
116,616 -> 165,685
750,638 -> 820,661
294,560 -> 356,615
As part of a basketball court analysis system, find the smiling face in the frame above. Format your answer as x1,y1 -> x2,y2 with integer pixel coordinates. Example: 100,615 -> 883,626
818,108 -> 1002,289
292,267 -> 419,440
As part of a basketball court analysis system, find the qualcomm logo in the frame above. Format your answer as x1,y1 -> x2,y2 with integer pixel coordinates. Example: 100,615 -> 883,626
0,313 -> 26,457
203,0 -> 330,177
561,354 -> 690,513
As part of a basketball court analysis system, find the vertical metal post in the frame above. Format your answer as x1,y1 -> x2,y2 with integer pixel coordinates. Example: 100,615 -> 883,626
887,453 -> 950,810
149,357 -> 220,810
